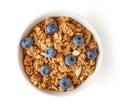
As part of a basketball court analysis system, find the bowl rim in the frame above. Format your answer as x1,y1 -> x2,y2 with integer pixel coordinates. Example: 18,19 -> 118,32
18,10 -> 103,96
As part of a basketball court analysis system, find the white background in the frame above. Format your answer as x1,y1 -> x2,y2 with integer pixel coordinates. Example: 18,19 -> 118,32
0,0 -> 120,107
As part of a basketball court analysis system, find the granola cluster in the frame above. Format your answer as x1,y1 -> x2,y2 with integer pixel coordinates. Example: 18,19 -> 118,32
22,17 -> 98,92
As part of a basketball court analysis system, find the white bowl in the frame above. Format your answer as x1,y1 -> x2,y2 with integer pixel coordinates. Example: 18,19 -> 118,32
18,10 -> 103,96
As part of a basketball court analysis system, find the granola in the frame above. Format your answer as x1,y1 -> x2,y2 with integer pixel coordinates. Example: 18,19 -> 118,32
21,16 -> 98,92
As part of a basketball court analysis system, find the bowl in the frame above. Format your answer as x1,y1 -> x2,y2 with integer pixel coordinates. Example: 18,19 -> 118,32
18,10 -> 103,96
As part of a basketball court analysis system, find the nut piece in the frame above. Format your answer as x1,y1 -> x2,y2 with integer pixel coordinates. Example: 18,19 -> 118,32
72,50 -> 80,56
80,76 -> 84,81
75,66 -> 82,76
67,85 -> 74,91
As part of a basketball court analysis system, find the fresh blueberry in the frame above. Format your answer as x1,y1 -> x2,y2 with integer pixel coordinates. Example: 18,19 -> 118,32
21,37 -> 33,48
73,35 -> 84,46
65,55 -> 76,66
45,47 -> 56,58
40,65 -> 51,76
46,22 -> 58,34
59,77 -> 72,90
86,49 -> 97,59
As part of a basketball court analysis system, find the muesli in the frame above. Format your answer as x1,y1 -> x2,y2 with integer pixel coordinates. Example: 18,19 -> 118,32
21,17 -> 98,92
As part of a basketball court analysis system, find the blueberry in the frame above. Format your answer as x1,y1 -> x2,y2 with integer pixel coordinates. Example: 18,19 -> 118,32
86,49 -> 97,59
21,37 -> 33,48
40,65 -> 51,76
46,22 -> 58,34
73,35 -> 84,46
45,47 -> 56,58
59,77 -> 72,90
65,55 -> 76,66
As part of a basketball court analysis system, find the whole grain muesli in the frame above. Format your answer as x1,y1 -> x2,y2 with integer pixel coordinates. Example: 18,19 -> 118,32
21,16 -> 98,92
